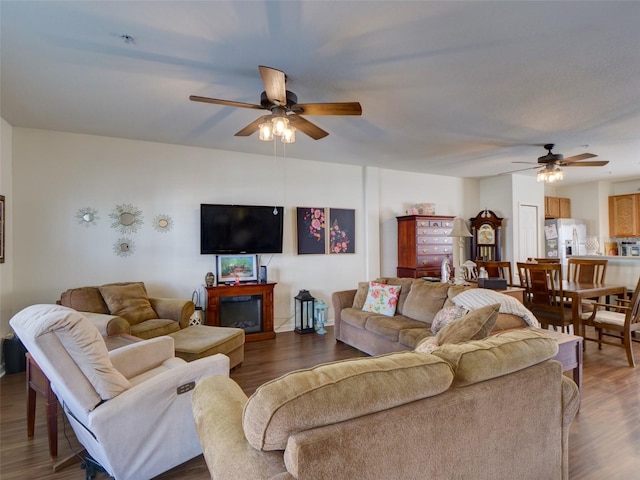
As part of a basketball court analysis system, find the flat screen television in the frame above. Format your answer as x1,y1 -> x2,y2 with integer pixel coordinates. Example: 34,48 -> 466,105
200,204 -> 284,254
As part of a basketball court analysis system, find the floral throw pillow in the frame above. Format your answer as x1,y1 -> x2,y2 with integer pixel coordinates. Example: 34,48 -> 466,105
415,336 -> 440,354
361,282 -> 401,317
431,305 -> 469,334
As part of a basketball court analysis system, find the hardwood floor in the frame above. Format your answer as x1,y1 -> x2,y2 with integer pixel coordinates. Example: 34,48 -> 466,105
1,326 -> 638,479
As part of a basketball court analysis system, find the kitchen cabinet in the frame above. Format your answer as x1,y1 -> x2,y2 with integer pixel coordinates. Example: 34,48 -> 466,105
609,194 -> 640,237
545,196 -> 571,218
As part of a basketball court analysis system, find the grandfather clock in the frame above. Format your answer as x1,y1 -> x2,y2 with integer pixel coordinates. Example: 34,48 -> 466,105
470,210 -> 503,261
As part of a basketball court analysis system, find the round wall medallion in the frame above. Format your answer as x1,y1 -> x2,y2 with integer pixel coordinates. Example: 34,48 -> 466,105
153,214 -> 173,233
113,237 -> 136,257
110,203 -> 144,234
76,207 -> 99,227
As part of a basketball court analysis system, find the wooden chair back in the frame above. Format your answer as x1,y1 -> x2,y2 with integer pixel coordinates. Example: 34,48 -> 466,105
567,258 -> 607,283
476,260 -> 513,286
527,258 -> 561,264
583,276 -> 640,367
517,262 -> 570,331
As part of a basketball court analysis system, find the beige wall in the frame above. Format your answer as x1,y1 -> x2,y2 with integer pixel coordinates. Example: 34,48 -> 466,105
6,124 -> 635,360
6,127 -> 479,338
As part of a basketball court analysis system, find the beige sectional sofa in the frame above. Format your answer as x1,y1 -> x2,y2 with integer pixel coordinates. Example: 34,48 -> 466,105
192,329 -> 580,480
333,277 -> 530,356
59,281 -> 194,339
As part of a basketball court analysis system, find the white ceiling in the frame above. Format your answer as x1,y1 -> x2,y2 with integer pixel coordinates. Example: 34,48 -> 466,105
2,1 -> 640,186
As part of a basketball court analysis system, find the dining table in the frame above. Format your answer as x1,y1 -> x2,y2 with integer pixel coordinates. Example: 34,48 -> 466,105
562,281 -> 627,337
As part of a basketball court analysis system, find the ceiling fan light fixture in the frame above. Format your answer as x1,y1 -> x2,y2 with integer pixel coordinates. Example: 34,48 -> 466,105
537,164 -> 564,183
259,122 -> 274,141
272,115 -> 289,137
281,126 -> 296,144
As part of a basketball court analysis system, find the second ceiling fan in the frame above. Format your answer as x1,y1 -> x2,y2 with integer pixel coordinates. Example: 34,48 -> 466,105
507,144 -> 609,182
190,65 -> 362,141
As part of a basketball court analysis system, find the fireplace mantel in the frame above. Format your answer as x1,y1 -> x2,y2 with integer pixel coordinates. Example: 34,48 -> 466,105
205,283 -> 276,342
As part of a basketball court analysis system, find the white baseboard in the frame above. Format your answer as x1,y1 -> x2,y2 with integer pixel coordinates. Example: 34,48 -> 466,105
274,320 -> 334,334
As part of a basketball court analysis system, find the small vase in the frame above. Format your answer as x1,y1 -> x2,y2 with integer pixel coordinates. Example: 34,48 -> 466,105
585,237 -> 600,255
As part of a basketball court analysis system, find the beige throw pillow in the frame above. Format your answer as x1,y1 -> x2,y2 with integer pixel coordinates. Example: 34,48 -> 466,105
435,303 -> 500,345
99,283 -> 158,325
402,280 -> 451,323
352,281 -> 374,309
59,286 -> 110,314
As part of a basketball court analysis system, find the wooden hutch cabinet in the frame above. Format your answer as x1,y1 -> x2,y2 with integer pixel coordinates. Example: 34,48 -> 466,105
609,194 -> 640,237
397,215 -> 455,278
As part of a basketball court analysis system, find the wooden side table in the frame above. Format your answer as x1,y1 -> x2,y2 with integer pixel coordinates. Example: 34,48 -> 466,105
529,327 -> 583,397
26,334 -> 140,459
26,353 -> 58,457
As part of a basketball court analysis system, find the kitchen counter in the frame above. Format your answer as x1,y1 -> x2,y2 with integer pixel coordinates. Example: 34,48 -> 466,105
574,255 -> 640,262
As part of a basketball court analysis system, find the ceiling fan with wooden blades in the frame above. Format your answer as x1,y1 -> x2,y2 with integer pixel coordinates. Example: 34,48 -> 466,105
190,65 -> 362,140
503,144 -> 609,180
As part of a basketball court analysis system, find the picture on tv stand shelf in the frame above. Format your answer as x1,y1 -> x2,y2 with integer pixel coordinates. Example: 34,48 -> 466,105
200,204 -> 284,254
217,255 -> 258,283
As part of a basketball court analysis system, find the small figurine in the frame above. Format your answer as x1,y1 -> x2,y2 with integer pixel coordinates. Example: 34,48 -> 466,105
441,257 -> 451,283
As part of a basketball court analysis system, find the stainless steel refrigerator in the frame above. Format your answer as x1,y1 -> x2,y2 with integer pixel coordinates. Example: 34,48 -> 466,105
544,219 -> 587,266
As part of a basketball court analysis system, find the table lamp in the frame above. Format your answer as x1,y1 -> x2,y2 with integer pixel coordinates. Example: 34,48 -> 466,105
449,217 -> 473,283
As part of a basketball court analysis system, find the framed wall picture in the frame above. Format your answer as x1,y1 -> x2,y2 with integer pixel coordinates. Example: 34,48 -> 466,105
329,208 -> 355,254
217,254 -> 258,283
296,207 -> 326,255
0,195 -> 4,263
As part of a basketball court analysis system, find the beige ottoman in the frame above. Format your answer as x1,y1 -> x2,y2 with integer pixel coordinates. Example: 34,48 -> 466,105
169,325 -> 245,368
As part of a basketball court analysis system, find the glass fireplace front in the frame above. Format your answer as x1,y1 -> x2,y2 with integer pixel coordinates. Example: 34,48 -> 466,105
219,294 -> 263,334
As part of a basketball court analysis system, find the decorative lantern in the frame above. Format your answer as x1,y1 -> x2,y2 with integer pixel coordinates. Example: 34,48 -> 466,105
294,289 -> 315,334
314,300 -> 329,335
189,290 -> 206,326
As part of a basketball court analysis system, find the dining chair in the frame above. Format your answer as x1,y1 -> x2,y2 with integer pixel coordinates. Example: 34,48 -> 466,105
566,258 -> 607,283
582,276 -> 640,367
566,258 -> 608,311
517,262 -> 572,332
461,260 -> 478,281
527,257 -> 561,265
476,260 -> 513,286
523,258 -> 562,284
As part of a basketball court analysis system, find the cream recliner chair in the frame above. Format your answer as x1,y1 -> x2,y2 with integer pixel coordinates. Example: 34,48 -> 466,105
10,304 -> 230,480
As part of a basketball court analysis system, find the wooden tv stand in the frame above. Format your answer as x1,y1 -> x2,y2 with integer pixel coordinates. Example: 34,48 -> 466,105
205,283 -> 276,342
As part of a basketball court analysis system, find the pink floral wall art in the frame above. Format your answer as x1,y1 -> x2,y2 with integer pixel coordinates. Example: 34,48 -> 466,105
296,207 -> 326,255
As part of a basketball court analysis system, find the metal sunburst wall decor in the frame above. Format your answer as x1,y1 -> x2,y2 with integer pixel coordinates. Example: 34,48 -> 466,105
113,238 -> 136,257
76,207 -> 99,227
153,214 -> 173,233
110,203 -> 144,234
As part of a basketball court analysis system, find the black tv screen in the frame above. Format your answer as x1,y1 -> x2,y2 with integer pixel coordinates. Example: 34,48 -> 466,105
200,204 -> 284,254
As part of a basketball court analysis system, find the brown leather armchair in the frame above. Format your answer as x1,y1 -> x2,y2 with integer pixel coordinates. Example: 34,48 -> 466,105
59,281 -> 194,339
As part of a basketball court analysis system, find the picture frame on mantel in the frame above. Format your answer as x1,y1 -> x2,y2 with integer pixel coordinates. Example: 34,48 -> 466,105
296,207 -> 326,255
329,208 -> 355,254
217,254 -> 258,283
0,195 -> 4,263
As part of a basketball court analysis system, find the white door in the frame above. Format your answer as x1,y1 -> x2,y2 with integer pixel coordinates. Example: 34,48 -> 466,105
518,204 -> 539,262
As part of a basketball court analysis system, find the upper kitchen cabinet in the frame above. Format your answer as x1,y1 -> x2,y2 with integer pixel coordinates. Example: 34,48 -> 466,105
545,196 -> 571,219
609,194 -> 640,237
